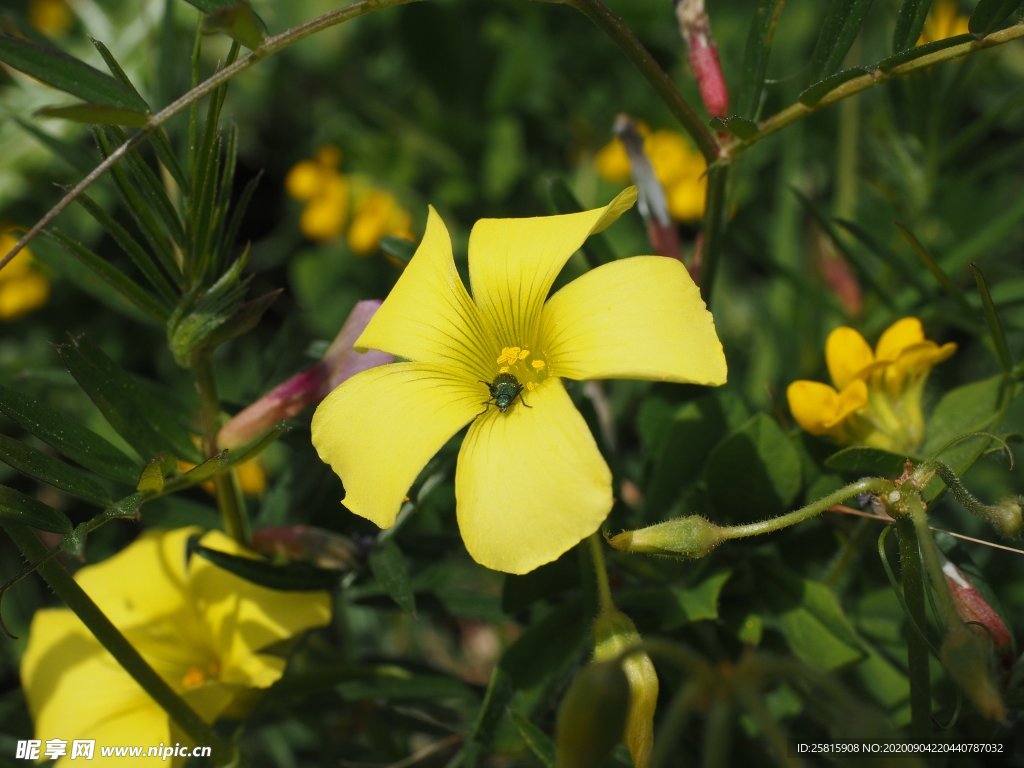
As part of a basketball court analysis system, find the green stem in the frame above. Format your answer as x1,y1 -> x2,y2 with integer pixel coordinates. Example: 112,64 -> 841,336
193,352 -> 247,543
895,516 -> 931,740
4,525 -> 234,763
719,477 -> 891,541
722,22 -> 1024,162
2,0 -> 422,270
699,164 -> 728,304
907,495 -> 960,629
650,681 -> 702,768
561,0 -> 718,162
587,533 -> 614,613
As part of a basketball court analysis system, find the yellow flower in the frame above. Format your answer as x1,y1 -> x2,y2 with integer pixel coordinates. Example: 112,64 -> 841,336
595,129 -> 707,222
919,1 -> 970,44
311,189 -> 727,574
0,232 -> 50,320
347,188 -> 414,255
21,528 -> 331,767
787,317 -> 956,453
28,0 -> 73,37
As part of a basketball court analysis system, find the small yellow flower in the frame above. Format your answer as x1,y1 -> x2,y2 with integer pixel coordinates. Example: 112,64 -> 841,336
787,317 -> 956,453
919,1 -> 970,44
28,0 -> 73,37
595,129 -> 707,222
21,528 -> 331,767
347,188 -> 413,255
311,189 -> 727,573
0,232 -> 50,320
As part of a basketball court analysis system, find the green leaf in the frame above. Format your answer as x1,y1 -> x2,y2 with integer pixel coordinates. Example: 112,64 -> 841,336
738,0 -> 785,118
799,67 -> 871,107
0,384 -> 140,485
705,414 -> 801,520
511,709 -> 556,768
970,263 -> 1013,374
367,538 -> 416,614
825,447 -> 909,477
895,222 -> 973,316
335,671 -> 475,702
57,336 -> 201,462
762,564 -> 864,670
380,235 -> 417,268
808,0 -> 876,82
969,0 -> 1024,36
46,229 -> 169,323
0,485 -> 73,534
0,434 -> 112,507
892,0 -> 934,53
136,457 -> 166,494
0,34 -> 148,111
832,218 -> 930,297
189,539 -> 340,591
922,376 -> 1006,461
878,34 -> 973,71
34,103 -> 148,128
709,115 -> 759,140
624,569 -> 733,629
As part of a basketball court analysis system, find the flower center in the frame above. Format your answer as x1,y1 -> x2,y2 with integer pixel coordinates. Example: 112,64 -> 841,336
495,346 -> 548,391
180,660 -> 220,689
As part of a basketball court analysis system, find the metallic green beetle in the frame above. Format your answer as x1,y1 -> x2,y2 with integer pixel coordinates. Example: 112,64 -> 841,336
478,372 -> 531,416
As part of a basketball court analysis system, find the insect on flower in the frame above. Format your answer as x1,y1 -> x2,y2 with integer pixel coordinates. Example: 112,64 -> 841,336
478,372 -> 531,416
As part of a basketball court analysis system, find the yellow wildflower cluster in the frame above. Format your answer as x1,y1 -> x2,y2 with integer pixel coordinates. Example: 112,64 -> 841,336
285,146 -> 413,254
595,127 -> 706,222
919,1 -> 969,44
786,317 -> 955,454
0,232 -> 50,320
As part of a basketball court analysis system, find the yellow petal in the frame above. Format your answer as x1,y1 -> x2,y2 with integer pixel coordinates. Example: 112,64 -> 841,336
875,316 -> 926,361
312,362 -> 483,529
188,530 -> 331,689
787,379 -> 867,435
467,188 -> 637,347
285,160 -> 328,201
356,208 -> 493,382
825,326 -> 874,389
455,379 -> 611,574
541,256 -> 726,385
884,340 -> 957,395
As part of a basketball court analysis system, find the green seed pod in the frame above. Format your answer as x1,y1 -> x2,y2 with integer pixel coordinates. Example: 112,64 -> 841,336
555,661 -> 630,768
607,515 -> 723,559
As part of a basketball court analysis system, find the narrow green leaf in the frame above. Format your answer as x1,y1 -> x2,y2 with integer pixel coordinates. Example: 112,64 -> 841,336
895,222 -> 973,315
151,129 -> 188,191
89,37 -> 147,105
380,235 -> 416,268
189,538 -> 340,591
547,178 -> 617,266
368,538 -> 416,614
808,0 -> 876,82
221,170 -> 262,259
0,485 -> 73,534
511,710 -> 556,768
0,434 -> 112,506
799,67 -> 871,107
878,34 -> 972,71
46,229 -> 168,323
168,452 -> 227,492
738,0 -> 786,118
34,103 -> 148,128
969,0 -> 1024,36
0,34 -> 148,111
825,447 -> 908,477
892,0 -> 934,53
0,384 -> 140,485
970,264 -> 1013,374
709,115 -> 760,139
13,116 -> 94,174
832,218 -> 931,296
57,336 -> 201,462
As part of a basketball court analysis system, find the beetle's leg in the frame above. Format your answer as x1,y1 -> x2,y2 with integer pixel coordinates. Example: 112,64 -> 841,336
475,399 -> 492,419
519,392 -> 532,409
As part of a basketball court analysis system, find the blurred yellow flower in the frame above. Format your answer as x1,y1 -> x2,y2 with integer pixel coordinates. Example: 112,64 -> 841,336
28,0 -> 73,37
595,128 -> 707,222
787,317 -> 956,453
177,456 -> 267,497
311,189 -> 727,574
0,232 -> 50,320
919,1 -> 969,44
21,528 -> 331,767
285,146 -> 412,252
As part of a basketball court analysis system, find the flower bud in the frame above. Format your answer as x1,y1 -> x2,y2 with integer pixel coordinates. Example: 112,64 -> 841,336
555,661 -> 630,768
981,496 -> 1023,539
593,609 -> 658,768
939,623 -> 1005,721
675,0 -> 730,119
607,515 -> 723,559
942,557 -> 1014,671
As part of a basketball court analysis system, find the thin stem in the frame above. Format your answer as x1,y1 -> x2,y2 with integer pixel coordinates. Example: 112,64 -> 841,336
895,516 -> 932,740
907,495 -> 960,629
699,163 -> 728,304
721,22 -> 1024,162
3,524 -> 234,763
720,477 -> 891,541
561,0 -> 719,162
1,0 -> 421,270
193,352 -> 247,543
587,533 -> 614,613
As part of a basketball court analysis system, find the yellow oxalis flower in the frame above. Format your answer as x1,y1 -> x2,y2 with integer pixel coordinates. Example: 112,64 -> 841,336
21,528 -> 331,767
786,317 -> 956,454
0,232 -> 50,320
595,129 -> 707,222
311,189 -> 727,574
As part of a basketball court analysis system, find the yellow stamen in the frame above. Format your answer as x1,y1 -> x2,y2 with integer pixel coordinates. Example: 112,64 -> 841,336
531,359 -> 546,370
526,381 -> 537,391
497,346 -> 530,366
